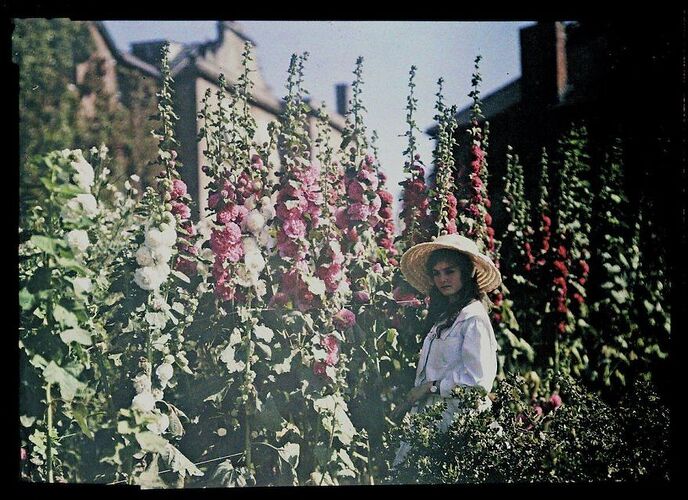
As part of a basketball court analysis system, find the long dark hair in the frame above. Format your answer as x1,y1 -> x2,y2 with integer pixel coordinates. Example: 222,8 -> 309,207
422,248 -> 489,334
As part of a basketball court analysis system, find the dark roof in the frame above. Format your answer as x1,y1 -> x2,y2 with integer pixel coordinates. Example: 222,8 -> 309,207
93,21 -> 161,78
426,77 -> 521,136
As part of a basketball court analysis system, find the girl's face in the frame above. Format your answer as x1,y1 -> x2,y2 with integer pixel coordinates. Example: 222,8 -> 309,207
431,259 -> 463,297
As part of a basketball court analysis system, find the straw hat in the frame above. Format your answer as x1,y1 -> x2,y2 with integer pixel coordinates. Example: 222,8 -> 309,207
400,233 -> 502,295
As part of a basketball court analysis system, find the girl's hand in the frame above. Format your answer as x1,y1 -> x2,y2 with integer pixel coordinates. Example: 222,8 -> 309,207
391,382 -> 434,420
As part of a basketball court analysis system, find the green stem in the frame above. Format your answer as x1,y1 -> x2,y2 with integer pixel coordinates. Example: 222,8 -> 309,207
46,382 -> 54,483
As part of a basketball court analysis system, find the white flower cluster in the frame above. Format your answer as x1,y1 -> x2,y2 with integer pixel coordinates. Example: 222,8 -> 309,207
60,193 -> 99,223
134,214 -> 176,291
236,236 -> 268,298
242,194 -> 277,250
65,229 -> 90,256
70,149 -> 95,191
130,355 -> 175,435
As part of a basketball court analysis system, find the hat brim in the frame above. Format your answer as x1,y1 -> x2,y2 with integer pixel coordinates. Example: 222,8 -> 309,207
400,241 -> 502,295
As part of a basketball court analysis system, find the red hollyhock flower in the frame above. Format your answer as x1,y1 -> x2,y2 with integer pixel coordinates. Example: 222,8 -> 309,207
313,361 -> 328,377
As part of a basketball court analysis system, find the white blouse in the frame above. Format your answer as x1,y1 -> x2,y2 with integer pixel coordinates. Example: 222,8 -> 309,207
414,299 -> 498,396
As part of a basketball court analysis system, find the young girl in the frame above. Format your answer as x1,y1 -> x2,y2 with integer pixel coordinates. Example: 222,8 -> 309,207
392,233 -> 501,466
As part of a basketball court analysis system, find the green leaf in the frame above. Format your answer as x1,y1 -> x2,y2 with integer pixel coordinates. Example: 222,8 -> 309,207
29,235 -> 61,255
71,403 -> 94,439
254,394 -> 285,432
59,327 -> 93,346
43,361 -> 86,401
135,431 -> 169,454
277,442 -> 300,470
19,288 -> 35,311
55,257 -> 88,274
171,270 -> 191,284
20,415 -> 36,427
164,443 -> 204,478
53,304 -> 79,328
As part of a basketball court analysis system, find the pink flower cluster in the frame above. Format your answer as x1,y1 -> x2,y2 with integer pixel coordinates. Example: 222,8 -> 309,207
270,269 -> 321,312
158,172 -> 199,279
272,159 -> 326,307
460,142 -> 497,253
333,308 -> 356,329
275,162 -> 322,260
315,232 -> 346,295
207,155 -> 267,302
375,170 -> 398,256
399,158 -> 432,246
336,155 -> 384,248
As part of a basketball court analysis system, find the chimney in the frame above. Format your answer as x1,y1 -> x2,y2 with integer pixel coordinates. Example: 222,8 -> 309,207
336,83 -> 351,117
519,22 -> 568,107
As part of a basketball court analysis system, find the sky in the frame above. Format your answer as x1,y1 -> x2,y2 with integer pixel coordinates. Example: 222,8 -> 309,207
103,20 -> 534,214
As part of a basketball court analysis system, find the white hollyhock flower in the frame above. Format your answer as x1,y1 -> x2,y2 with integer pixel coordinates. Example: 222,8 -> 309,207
254,324 -> 274,343
220,344 -> 245,373
260,195 -> 276,220
65,229 -> 90,255
156,362 -> 174,388
242,209 -> 265,234
75,194 -> 98,217
60,194 -> 99,222
244,249 -> 266,275
71,154 -> 95,191
136,246 -> 156,267
242,236 -> 260,255
305,275 -> 326,296
257,226 -> 275,250
145,224 -> 176,249
235,264 -> 253,288
132,373 -> 151,394
131,391 -> 156,413
254,279 -> 266,298
72,277 -> 92,296
150,244 -> 173,264
147,412 -> 170,435
134,263 -> 170,291
244,194 -> 257,210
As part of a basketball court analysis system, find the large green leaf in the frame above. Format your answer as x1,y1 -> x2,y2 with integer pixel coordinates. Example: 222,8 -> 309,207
135,431 -> 169,454
53,304 -> 79,328
43,361 -> 85,401
59,327 -> 93,346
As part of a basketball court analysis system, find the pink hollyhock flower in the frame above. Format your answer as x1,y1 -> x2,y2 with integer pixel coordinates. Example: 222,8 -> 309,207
334,207 -> 349,229
333,308 -> 356,329
348,203 -> 371,221
172,201 -> 191,220
346,227 -> 359,242
322,335 -> 340,365
550,393 -> 562,409
313,361 -> 328,377
353,290 -> 370,303
372,263 -> 383,274
283,218 -> 307,239
211,223 -> 242,256
225,242 -> 244,263
389,258 -> 399,266
557,245 -> 568,258
275,202 -> 301,222
208,192 -> 221,210
446,219 -> 457,234
251,154 -> 263,167
214,281 -> 235,301
270,291 -> 290,307
378,190 -> 394,205
533,405 -> 543,417
175,257 -> 197,277
554,260 -> 569,277
579,260 -> 590,276
579,277 -> 587,285
170,179 -> 187,199
379,237 -> 394,250
542,214 -> 551,227
20,447 -> 27,461
557,302 -> 568,314
493,313 -> 502,323
484,213 -> 493,226
347,180 -> 366,202
470,160 -> 481,173
469,205 -> 480,218
572,293 -> 585,304
370,194 -> 382,212
557,321 -> 567,333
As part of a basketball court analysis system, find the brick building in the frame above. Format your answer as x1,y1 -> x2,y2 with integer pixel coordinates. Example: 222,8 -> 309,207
85,21 -> 347,219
